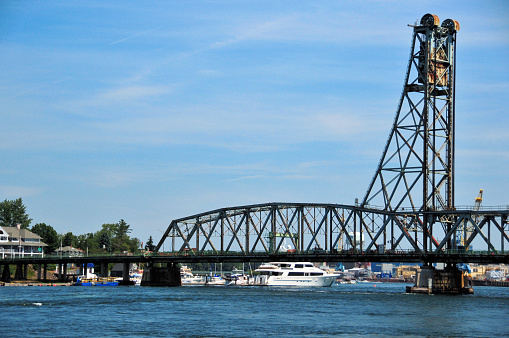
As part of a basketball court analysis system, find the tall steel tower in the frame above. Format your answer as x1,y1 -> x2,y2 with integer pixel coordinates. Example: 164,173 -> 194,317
362,14 -> 460,214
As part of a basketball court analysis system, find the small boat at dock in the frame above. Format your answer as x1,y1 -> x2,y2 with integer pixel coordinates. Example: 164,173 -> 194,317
226,274 -> 251,286
204,275 -> 225,286
72,277 -> 119,286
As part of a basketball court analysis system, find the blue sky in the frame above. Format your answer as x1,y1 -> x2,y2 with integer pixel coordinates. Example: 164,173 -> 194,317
1,1 -> 508,242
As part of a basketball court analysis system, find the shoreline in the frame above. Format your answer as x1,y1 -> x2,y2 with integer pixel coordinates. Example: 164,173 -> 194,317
2,279 -> 508,287
1,281 -> 71,287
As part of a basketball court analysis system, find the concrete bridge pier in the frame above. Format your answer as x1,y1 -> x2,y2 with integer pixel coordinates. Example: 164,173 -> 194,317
56,263 -> 68,282
58,263 -> 62,281
36,264 -> 51,281
63,263 -> 68,281
14,264 -> 25,280
1,264 -> 11,282
42,263 -> 48,282
140,262 -> 181,286
118,262 -> 134,285
100,263 -> 108,277
406,264 -> 473,294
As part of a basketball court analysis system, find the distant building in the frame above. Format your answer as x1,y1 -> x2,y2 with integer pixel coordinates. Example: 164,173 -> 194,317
395,265 -> 419,278
470,264 -> 509,280
54,246 -> 85,257
0,225 -> 47,259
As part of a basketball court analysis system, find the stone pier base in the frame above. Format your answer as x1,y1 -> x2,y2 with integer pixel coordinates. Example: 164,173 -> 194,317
406,265 -> 473,295
140,263 -> 181,287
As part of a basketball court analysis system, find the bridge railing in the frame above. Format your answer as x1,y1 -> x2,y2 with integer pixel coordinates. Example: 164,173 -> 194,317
0,252 -> 141,261
454,205 -> 509,212
139,248 -> 509,258
4,247 -> 508,261
2,249 -> 508,266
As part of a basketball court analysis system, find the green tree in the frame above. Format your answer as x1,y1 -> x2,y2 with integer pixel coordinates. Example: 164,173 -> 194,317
100,223 -> 117,238
0,198 -> 32,229
146,235 -> 154,250
116,219 -> 131,237
73,220 -> 141,254
31,223 -> 59,253
62,232 -> 75,247
128,237 -> 141,253
76,233 -> 100,253
99,232 -> 111,252
111,219 -> 133,252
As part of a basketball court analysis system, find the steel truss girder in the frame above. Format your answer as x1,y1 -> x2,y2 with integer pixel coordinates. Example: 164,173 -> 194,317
155,203 -> 509,261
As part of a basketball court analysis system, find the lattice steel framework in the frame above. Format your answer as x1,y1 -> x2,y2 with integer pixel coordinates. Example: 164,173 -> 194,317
156,203 -> 508,257
362,14 -> 460,213
155,14 -> 509,261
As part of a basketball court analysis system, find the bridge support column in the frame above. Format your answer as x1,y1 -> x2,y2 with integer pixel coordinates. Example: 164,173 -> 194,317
23,264 -> 28,280
118,262 -> 134,285
58,263 -> 63,281
15,264 -> 24,280
101,263 -> 107,277
123,262 -> 129,283
63,263 -> 68,281
37,264 -> 42,280
406,264 -> 473,295
141,262 -> 181,287
1,264 -> 11,282
43,263 -> 47,282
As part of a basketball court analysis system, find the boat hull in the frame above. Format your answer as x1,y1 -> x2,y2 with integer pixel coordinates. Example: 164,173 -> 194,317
253,262 -> 339,287
253,274 -> 337,287
72,277 -> 119,286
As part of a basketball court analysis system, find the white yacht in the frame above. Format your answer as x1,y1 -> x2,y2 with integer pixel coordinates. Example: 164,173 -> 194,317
252,262 -> 339,287
180,265 -> 205,285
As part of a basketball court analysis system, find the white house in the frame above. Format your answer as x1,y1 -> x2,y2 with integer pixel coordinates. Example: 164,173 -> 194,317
0,225 -> 47,259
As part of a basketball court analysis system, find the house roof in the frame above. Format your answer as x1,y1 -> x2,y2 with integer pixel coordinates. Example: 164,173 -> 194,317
2,226 -> 43,239
0,226 -> 48,246
54,246 -> 84,253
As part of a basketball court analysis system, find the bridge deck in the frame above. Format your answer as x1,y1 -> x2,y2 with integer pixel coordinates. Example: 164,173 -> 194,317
2,250 -> 508,266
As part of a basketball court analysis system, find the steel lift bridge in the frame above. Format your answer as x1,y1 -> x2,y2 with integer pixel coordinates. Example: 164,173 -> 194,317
155,14 -> 509,267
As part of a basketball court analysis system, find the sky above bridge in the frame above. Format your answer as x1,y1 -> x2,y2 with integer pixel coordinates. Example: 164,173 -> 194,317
1,1 -> 508,243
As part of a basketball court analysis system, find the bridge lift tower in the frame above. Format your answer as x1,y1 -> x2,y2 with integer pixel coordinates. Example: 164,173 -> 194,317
362,14 -> 460,253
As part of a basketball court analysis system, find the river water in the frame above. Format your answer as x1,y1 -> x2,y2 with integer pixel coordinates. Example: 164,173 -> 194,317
2,282 -> 508,337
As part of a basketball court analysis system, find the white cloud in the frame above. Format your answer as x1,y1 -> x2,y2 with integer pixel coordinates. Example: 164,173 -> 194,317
95,85 -> 173,103
0,186 -> 43,199
208,10 -> 408,49
109,27 -> 162,45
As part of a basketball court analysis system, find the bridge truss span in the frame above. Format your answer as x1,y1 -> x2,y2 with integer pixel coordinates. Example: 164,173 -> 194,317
156,203 -> 509,261
154,14 -> 509,265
